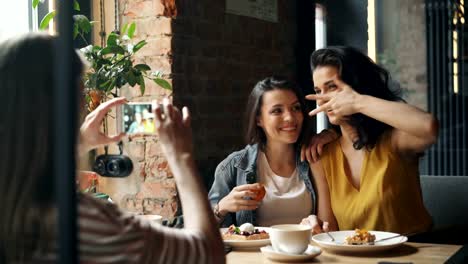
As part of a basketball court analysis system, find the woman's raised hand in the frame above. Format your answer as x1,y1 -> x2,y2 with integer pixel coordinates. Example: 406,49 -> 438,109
79,97 -> 127,154
154,98 -> 193,158
217,183 -> 264,215
306,77 -> 361,118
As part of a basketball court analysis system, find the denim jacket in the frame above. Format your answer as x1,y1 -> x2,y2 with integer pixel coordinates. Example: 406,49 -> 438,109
208,144 -> 317,227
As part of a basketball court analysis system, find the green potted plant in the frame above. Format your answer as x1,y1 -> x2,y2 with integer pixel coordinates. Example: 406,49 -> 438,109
33,0 -> 172,111
79,23 -> 172,111
33,1 -> 172,202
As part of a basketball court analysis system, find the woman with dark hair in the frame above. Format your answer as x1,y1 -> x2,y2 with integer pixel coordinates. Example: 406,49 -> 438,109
302,46 -> 437,235
0,33 -> 225,263
208,76 -> 338,230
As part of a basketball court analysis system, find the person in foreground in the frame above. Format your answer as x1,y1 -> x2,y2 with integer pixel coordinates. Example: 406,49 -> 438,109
301,46 -> 438,235
208,76 -> 338,230
0,33 -> 225,263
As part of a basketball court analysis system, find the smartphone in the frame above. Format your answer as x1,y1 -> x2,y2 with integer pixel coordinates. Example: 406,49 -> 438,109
118,102 -> 156,134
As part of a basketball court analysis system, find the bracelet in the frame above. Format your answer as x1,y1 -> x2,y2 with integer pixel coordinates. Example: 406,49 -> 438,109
214,203 -> 226,220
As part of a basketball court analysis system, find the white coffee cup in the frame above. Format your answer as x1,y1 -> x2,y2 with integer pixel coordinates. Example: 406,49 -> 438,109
269,224 -> 312,254
137,214 -> 163,226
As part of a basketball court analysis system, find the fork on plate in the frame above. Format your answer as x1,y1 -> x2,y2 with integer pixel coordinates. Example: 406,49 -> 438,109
325,231 -> 336,242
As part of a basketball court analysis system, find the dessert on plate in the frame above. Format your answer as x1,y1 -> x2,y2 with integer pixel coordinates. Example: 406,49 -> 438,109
344,229 -> 376,245
222,223 -> 269,240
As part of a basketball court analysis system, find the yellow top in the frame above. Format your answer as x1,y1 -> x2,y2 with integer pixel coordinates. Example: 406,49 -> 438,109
320,131 -> 432,234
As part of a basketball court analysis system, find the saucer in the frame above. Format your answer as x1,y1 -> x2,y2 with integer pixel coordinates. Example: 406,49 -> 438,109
260,245 -> 321,262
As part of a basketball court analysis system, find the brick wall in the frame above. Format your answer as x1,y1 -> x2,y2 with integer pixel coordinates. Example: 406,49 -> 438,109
97,0 -> 176,218
171,0 -> 298,188
96,0 -> 299,218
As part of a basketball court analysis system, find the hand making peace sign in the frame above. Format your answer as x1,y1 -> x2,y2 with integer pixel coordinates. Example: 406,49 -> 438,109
306,77 -> 361,119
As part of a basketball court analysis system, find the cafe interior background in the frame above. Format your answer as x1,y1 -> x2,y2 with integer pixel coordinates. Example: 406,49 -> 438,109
0,0 -> 467,245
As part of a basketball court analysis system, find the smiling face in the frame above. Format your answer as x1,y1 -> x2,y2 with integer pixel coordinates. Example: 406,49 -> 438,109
257,89 -> 304,146
312,65 -> 342,125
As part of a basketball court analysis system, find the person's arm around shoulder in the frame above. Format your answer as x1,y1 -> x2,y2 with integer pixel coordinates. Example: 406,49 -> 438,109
155,100 -> 225,264
300,128 -> 340,163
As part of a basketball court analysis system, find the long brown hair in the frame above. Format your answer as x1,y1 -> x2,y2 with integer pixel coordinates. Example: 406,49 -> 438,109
0,33 -> 83,262
310,46 -> 403,150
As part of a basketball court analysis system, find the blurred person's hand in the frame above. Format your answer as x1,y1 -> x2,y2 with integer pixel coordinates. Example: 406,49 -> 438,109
79,97 -> 127,155
154,98 -> 193,158
153,98 -> 226,263
300,215 -> 329,235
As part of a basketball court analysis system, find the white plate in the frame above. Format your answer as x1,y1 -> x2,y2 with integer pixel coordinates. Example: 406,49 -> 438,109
221,227 -> 271,249
261,245 -> 322,262
312,230 -> 407,253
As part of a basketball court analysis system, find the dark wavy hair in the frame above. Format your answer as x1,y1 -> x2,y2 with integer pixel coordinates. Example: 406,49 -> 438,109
244,76 -> 311,150
310,46 -> 402,150
0,33 -> 83,262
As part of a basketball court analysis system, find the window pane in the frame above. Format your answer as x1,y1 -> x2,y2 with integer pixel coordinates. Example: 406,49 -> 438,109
0,1 -> 31,41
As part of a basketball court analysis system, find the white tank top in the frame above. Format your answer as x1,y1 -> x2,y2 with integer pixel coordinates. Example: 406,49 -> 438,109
256,151 -> 312,227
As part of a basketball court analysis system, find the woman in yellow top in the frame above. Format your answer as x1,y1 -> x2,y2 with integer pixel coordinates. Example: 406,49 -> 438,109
302,46 -> 437,235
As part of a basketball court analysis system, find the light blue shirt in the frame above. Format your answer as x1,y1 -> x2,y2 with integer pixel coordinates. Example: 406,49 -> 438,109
208,144 -> 317,227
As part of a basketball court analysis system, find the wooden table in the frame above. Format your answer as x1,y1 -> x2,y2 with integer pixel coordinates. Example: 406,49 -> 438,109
226,242 -> 461,264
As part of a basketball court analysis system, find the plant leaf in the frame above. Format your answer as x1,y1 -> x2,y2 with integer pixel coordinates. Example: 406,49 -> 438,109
98,79 -> 111,90
127,71 -> 137,86
153,78 -> 172,90
92,45 -> 102,52
122,23 -> 129,35
32,0 -> 40,9
134,64 -> 151,72
127,22 -> 136,39
106,79 -> 117,92
100,46 -> 125,55
93,192 -> 109,199
83,186 -> 92,193
40,10 -> 56,30
107,32 -> 118,46
73,24 -> 79,39
73,14 -> 92,34
133,40 -> 147,53
74,0 -> 80,11
137,74 -> 145,95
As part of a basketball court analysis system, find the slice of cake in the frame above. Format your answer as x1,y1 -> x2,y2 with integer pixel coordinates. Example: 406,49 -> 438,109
222,223 -> 269,240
